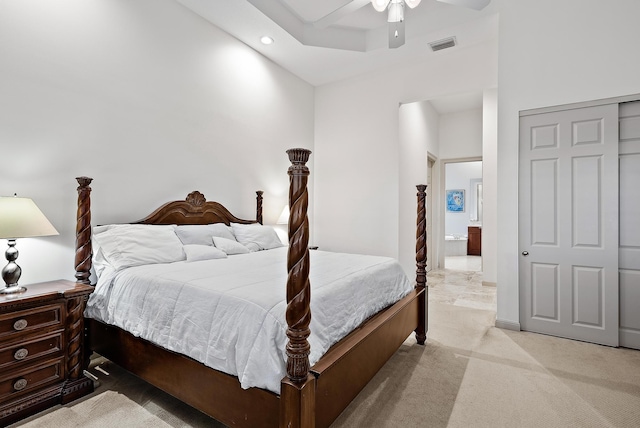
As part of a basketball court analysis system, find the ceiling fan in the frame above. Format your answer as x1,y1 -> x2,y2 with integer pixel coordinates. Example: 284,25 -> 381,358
371,0 -> 491,48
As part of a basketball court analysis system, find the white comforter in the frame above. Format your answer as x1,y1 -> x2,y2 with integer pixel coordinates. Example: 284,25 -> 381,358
85,247 -> 412,393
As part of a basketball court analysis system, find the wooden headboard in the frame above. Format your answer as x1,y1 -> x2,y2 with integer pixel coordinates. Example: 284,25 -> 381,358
133,190 -> 264,226
73,180 -> 264,285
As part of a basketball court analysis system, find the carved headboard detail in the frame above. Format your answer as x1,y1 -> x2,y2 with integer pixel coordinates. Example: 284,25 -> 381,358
132,191 -> 262,226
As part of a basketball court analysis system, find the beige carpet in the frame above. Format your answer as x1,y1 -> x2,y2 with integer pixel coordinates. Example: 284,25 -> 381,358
14,391 -> 174,428
11,269 -> 640,427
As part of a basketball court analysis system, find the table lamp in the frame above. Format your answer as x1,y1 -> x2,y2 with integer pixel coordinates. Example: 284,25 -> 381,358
0,195 -> 59,294
277,205 -> 289,226
274,205 -> 290,245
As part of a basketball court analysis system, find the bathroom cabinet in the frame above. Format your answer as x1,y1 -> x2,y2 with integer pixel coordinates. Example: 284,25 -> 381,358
467,226 -> 481,256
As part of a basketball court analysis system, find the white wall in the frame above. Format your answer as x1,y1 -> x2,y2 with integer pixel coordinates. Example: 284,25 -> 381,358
444,161 -> 482,237
0,0 -> 314,285
482,88 -> 497,284
439,109 -> 483,160
496,0 -> 640,328
398,100 -> 440,277
314,40 -> 498,277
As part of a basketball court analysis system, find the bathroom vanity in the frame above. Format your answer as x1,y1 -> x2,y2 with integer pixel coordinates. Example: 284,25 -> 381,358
467,226 -> 482,256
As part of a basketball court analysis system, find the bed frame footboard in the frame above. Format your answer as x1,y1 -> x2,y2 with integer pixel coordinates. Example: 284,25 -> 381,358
281,148 -> 316,427
415,184 -> 428,345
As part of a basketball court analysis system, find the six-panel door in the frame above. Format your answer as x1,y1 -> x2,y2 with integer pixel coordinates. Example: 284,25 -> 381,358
519,104 -> 619,346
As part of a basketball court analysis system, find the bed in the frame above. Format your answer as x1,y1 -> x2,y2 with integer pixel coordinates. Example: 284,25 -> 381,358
74,148 -> 428,428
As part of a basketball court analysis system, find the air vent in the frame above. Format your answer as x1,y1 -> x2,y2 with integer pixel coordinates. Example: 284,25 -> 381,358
429,37 -> 457,52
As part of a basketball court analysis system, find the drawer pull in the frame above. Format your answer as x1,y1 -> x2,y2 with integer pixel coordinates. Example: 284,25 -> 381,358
13,319 -> 28,331
14,348 -> 29,360
13,378 -> 28,391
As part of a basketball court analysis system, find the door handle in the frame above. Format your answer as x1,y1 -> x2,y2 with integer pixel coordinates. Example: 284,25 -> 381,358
522,251 -> 529,256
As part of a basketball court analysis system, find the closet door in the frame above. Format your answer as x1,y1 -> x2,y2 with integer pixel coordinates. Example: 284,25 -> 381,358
619,101 -> 640,350
519,104 -> 619,346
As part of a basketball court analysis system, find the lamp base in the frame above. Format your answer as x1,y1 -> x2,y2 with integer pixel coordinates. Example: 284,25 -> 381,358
1,284 -> 27,294
2,239 -> 25,294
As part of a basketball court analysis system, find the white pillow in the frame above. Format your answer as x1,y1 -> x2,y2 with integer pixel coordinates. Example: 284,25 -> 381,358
92,225 -> 118,278
183,244 -> 227,262
230,223 -> 284,252
210,223 -> 236,240
92,224 -> 131,278
174,223 -> 236,246
93,224 -> 185,270
175,225 -> 214,246
212,236 -> 250,255
93,224 -> 115,235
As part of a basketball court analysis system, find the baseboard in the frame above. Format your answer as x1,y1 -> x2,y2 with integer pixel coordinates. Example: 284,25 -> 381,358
482,281 -> 496,287
495,319 -> 521,331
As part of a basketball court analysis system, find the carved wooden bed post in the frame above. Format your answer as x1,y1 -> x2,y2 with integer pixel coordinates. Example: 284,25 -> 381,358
415,184 -> 428,345
256,190 -> 264,224
280,148 -> 315,428
75,177 -> 93,285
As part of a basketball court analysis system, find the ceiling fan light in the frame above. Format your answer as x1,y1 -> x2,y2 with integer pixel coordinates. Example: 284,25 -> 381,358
387,2 -> 404,22
371,0 -> 391,12
405,0 -> 422,8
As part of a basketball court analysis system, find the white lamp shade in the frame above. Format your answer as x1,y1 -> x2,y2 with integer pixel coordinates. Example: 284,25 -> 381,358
0,197 -> 59,239
371,0 -> 391,12
276,205 -> 290,225
405,0 -> 422,8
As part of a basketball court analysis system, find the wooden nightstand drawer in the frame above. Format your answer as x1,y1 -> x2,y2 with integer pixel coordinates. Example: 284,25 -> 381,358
0,280 -> 94,425
0,332 -> 63,369
0,303 -> 63,342
0,357 -> 64,401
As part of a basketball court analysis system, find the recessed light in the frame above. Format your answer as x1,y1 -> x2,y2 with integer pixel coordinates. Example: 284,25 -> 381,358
260,36 -> 274,45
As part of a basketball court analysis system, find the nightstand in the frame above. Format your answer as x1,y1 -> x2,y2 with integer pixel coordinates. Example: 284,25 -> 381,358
0,280 -> 94,425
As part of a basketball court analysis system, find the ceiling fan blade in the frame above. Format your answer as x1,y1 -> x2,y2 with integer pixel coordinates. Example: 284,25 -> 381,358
389,21 -> 405,48
436,0 -> 491,11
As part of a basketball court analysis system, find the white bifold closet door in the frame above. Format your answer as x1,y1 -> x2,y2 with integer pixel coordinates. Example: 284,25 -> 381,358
619,101 -> 640,350
519,104 -> 619,347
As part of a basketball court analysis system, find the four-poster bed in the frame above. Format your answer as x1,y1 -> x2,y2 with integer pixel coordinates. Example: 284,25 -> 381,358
74,148 -> 428,428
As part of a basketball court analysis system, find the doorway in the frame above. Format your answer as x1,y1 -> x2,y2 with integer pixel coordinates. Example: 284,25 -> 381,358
426,156 -> 436,272
442,159 -> 482,272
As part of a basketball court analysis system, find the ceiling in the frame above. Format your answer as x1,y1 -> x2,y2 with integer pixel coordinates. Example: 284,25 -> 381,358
428,90 -> 484,114
176,0 -> 499,110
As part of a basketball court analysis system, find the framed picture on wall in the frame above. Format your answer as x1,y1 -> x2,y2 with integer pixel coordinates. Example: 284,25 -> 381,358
446,189 -> 465,212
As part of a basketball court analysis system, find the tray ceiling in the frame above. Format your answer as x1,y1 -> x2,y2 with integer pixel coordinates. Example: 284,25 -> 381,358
177,0 -> 499,86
